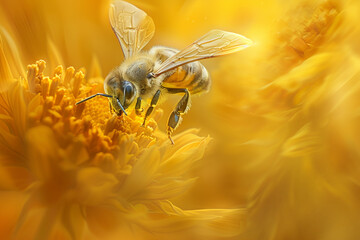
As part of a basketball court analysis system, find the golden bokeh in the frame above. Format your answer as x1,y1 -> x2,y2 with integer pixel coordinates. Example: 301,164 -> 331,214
1,0 -> 360,239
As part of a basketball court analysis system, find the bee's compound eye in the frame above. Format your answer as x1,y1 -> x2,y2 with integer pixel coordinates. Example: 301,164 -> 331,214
125,84 -> 134,97
121,81 -> 137,108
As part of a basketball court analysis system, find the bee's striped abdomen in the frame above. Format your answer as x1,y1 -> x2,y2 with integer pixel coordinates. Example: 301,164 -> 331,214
161,61 -> 211,94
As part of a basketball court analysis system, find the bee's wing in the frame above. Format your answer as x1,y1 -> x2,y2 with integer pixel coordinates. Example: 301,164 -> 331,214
154,30 -> 252,76
109,0 -> 155,59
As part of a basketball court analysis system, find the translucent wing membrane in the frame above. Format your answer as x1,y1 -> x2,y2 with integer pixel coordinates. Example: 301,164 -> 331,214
154,29 -> 253,76
109,0 -> 155,59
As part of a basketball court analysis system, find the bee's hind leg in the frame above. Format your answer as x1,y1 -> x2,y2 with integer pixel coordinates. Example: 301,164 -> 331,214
165,88 -> 190,145
142,90 -> 161,126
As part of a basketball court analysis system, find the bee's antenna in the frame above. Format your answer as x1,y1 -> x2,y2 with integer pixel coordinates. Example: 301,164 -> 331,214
75,93 -> 114,105
75,93 -> 127,116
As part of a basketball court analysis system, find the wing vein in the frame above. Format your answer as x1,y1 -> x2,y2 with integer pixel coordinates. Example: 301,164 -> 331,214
109,0 -> 155,59
154,30 -> 253,76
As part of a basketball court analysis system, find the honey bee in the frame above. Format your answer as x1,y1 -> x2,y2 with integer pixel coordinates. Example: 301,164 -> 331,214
76,0 -> 252,144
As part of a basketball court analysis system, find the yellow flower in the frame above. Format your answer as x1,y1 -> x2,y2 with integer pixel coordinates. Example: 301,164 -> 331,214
0,31 -> 244,239
2,0 -> 360,239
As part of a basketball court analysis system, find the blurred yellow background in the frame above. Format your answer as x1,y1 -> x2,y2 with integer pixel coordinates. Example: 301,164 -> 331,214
1,0 -> 360,239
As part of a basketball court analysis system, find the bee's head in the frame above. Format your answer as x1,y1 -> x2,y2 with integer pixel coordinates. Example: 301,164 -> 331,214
104,72 -> 137,115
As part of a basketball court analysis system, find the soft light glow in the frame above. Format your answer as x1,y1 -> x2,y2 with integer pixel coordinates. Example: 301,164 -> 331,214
1,0 -> 360,239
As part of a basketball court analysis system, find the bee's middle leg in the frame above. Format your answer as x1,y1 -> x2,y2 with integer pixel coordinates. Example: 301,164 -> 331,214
135,97 -> 143,116
142,90 -> 161,126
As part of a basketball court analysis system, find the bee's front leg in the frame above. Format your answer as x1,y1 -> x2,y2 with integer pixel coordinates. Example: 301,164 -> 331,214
109,102 -> 113,114
165,88 -> 190,145
142,90 -> 161,126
